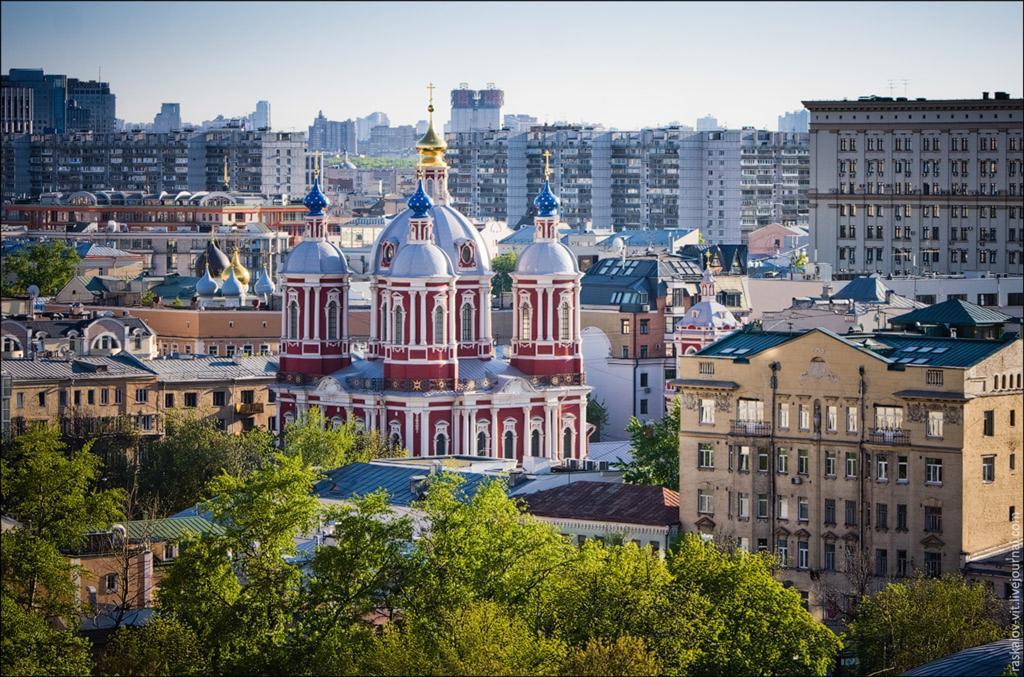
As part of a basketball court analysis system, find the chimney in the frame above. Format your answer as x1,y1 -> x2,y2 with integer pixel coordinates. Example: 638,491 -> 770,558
822,283 -> 833,300
982,91 -> 990,100
885,289 -> 894,304
409,475 -> 428,500
139,550 -> 154,607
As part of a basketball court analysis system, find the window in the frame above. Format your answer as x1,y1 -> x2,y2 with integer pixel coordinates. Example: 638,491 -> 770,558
164,393 -> 174,408
925,551 -> 941,578
621,319 -> 631,335
698,443 -> 714,469
697,490 -> 714,515
798,497 -> 809,522
737,399 -> 764,423
699,399 -> 715,424
845,500 -> 857,526
756,494 -> 768,519
209,345 -> 218,356
432,305 -> 445,344
639,319 -> 649,335
558,302 -> 571,341
825,451 -> 836,477
896,549 -> 908,577
241,390 -> 254,405
135,388 -> 148,403
699,361 -> 715,375
897,504 -> 908,531
775,447 -> 789,474
622,346 -> 629,359
877,455 -> 889,481
503,430 -> 515,459
847,406 -> 858,433
875,406 -> 903,431
797,541 -> 809,569
926,369 -> 944,386
287,299 -> 299,340
826,406 -> 837,432
639,372 -> 649,388
326,299 -> 339,340
928,411 -> 944,438
983,410 -> 995,436
824,543 -> 836,571
639,399 -> 649,415
799,405 -> 810,431
213,391 -> 227,407
105,573 -> 118,593
737,445 -> 750,472
435,432 -> 448,456
824,499 -> 836,525
98,390 -> 107,406
925,506 -> 943,533
393,305 -> 406,344
756,538 -> 769,553
737,492 -> 749,518
876,503 -> 888,529
778,403 -> 790,429
926,458 -> 943,485
184,392 -> 197,408
777,539 -> 789,567
897,455 -> 909,482
845,452 -> 857,478
758,449 -> 769,472
115,388 -> 122,404
798,449 -> 809,475
875,549 -> 888,577
777,495 -> 789,520
982,455 -> 996,482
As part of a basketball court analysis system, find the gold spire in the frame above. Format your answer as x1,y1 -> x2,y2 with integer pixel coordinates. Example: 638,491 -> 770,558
416,81 -> 447,168
230,246 -> 251,286
314,152 -> 320,178
223,155 -> 230,190
543,149 -> 552,181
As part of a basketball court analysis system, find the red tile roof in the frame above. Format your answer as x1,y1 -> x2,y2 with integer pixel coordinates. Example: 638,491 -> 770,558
520,481 -> 680,527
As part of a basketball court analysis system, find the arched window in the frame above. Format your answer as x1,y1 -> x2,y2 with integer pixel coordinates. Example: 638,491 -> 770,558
393,304 -> 405,344
504,431 -> 515,459
288,298 -> 299,340
432,305 -> 445,344
390,433 -> 402,449
283,411 -> 295,426
461,303 -> 474,342
563,427 -> 573,458
559,301 -> 571,341
531,429 -> 542,457
519,301 -> 532,339
331,416 -> 343,429
326,298 -> 339,340
2,336 -> 21,353
435,433 -> 448,456
477,431 -> 488,456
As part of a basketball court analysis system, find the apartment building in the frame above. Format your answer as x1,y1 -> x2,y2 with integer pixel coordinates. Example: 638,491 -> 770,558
308,111 -> 357,154
804,93 -> 1024,278
65,78 -> 117,134
1,85 -> 33,134
674,319 -> 1022,624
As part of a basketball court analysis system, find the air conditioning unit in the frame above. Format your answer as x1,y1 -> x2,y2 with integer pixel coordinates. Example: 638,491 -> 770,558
791,476 -> 803,485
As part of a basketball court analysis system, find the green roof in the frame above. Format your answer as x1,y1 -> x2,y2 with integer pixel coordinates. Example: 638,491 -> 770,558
890,299 -> 1013,327
125,516 -> 224,542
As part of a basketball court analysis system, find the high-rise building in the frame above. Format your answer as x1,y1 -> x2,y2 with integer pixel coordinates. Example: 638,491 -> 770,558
447,83 -> 503,134
65,78 -> 116,133
152,103 -> 182,133
805,93 -> 1024,277
189,128 -> 306,196
366,124 -> 418,157
778,109 -> 809,133
696,114 -> 721,132
356,112 -> 389,143
2,69 -> 67,133
252,100 -> 271,131
504,114 -> 538,134
1,85 -> 33,133
307,111 -> 357,154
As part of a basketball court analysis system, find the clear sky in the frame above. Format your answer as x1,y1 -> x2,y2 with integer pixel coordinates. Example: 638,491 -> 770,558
2,1 -> 1022,132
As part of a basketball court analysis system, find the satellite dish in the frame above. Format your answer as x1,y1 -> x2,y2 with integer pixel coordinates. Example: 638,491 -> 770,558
27,285 -> 40,298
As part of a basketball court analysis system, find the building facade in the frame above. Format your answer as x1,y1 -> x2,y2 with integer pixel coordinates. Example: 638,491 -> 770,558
447,83 -> 503,134
274,101 -> 590,466
65,78 -> 117,134
308,111 -> 357,154
674,325 -> 1022,623
805,93 -> 1024,278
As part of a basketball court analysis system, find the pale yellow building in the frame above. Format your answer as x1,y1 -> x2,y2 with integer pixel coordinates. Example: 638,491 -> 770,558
674,324 -> 1022,625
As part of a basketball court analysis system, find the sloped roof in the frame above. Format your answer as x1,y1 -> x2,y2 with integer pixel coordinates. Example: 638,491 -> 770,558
832,276 -> 892,303
139,355 -> 277,382
315,462 -> 500,507
580,258 -> 662,306
520,481 -> 680,527
902,639 -> 1017,676
125,516 -> 224,542
499,223 -> 574,245
595,228 -> 695,248
149,275 -> 198,301
1,355 -> 154,382
890,299 -> 1014,327
75,243 -> 140,259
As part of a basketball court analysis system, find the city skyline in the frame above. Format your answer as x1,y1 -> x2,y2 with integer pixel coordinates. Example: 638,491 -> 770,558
2,1 -> 1022,132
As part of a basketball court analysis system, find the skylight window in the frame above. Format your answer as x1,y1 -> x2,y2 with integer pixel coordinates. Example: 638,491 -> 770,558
917,347 -> 933,353
912,358 -> 930,364
720,347 -> 736,354
734,348 -> 750,355
898,357 -> 914,363
902,346 -> 918,353
932,347 -> 948,354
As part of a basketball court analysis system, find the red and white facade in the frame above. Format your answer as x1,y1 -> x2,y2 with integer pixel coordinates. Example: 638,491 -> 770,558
672,266 -> 739,356
274,117 -> 590,466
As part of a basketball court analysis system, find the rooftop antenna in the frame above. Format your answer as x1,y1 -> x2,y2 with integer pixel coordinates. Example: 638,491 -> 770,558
900,79 -> 910,97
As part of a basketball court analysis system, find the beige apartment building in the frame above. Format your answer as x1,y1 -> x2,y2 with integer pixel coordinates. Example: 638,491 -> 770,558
674,321 -> 1022,624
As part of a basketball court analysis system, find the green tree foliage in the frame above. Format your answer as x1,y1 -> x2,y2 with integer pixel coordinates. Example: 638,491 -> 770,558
669,536 -> 842,676
563,635 -> 662,677
283,406 -> 405,469
1,241 -> 80,297
845,575 -> 1005,676
158,454 -> 319,674
621,400 -> 681,490
101,617 -> 206,676
139,413 -> 274,513
1,595 -> 93,677
586,397 -> 609,442
325,154 -> 417,170
491,252 -> 518,296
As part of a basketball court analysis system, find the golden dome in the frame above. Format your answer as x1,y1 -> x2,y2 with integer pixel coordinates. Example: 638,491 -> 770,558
229,248 -> 251,285
416,84 -> 447,168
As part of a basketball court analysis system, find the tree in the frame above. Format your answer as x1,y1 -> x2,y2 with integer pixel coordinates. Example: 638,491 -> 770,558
1,241 -> 80,297
491,252 -> 518,297
158,453 -> 320,674
1,594 -> 93,677
139,290 -> 157,307
621,400 -> 680,490
101,617 -> 206,676
845,575 -> 1005,676
283,406 -> 359,468
562,635 -> 662,677
668,535 -> 842,676
586,398 -> 609,442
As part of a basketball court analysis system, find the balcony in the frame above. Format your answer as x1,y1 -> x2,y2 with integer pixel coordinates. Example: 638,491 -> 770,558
235,402 -> 265,416
869,428 -> 911,446
730,420 -> 772,437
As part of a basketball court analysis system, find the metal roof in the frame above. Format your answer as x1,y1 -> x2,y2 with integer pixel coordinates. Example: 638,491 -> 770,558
1,355 -> 154,382
890,299 -> 1014,327
697,330 -> 797,358
315,462 -> 500,507
580,258 -> 661,306
520,481 -> 680,527
902,639 -> 1018,677
140,355 -> 278,382
125,516 -> 224,542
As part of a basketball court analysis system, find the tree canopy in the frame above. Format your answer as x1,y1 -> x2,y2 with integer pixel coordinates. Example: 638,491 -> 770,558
491,252 -> 518,296
1,241 -> 80,297
621,399 -> 681,490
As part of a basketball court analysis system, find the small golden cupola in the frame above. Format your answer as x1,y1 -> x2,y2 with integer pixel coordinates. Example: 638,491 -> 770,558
415,82 -> 447,168
229,247 -> 251,286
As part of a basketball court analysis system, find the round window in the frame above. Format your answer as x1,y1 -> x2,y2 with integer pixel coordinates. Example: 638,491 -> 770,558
460,245 -> 473,264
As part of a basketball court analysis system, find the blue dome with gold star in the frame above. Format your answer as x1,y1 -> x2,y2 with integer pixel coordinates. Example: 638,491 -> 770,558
303,176 -> 329,217
533,180 -> 559,217
407,180 -> 433,218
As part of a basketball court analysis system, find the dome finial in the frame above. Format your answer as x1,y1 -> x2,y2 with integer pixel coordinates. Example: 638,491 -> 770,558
408,179 -> 434,218
416,82 -> 447,168
543,149 -> 552,181
533,150 -> 560,218
223,154 -> 230,191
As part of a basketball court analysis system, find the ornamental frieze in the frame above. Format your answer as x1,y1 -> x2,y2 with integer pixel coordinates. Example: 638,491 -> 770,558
906,402 -> 962,425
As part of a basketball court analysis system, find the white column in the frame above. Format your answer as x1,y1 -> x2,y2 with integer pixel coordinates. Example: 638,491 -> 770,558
419,290 -> 427,346
481,284 -> 491,342
313,287 -> 321,339
404,408 -> 414,456
491,409 -> 499,458
544,286 -> 553,341
342,281 -> 349,340
369,283 -> 377,340
470,407 -> 478,456
420,410 -> 429,455
305,286 -> 312,339
452,407 -> 461,455
574,280 -> 582,351
522,406 -> 531,457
